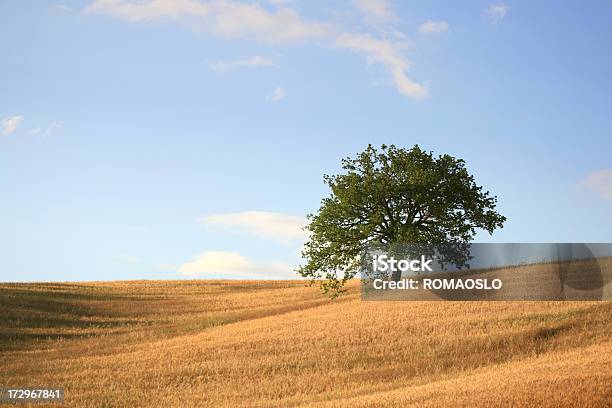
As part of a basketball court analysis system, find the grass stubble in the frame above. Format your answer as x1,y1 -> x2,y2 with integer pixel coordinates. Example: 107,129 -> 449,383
0,268 -> 610,407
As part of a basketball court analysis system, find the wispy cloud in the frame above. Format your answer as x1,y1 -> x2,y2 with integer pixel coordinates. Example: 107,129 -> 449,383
45,121 -> 63,134
267,86 -> 286,102
2,115 -> 24,135
178,250 -> 294,279
353,0 -> 395,21
266,0 -> 296,5
418,20 -> 449,35
84,0 -> 429,100
84,0 -> 330,43
209,55 -> 276,72
486,3 -> 509,23
343,1 -> 426,98
580,169 -> 612,200
335,33 -> 427,99
199,211 -> 306,243
29,121 -> 63,136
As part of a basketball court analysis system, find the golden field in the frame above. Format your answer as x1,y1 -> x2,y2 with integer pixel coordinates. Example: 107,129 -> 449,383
0,278 -> 610,407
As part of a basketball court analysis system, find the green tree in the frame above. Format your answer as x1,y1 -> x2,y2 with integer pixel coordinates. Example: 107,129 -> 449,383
298,144 -> 506,296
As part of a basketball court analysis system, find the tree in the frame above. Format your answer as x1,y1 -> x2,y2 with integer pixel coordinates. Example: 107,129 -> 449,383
298,144 -> 506,296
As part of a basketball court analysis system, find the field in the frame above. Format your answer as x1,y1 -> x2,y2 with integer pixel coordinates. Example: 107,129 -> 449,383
1,277 -> 611,407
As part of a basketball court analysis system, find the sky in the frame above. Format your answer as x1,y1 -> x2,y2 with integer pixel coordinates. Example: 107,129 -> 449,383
1,0 -> 612,281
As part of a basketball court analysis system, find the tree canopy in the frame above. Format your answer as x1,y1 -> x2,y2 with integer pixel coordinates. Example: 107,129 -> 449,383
298,144 -> 506,296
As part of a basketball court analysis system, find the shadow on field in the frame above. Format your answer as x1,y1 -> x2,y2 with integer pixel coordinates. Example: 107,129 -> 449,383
0,285 -> 143,351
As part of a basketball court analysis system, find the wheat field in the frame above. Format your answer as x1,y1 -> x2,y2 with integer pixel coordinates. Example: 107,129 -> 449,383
1,279 -> 610,407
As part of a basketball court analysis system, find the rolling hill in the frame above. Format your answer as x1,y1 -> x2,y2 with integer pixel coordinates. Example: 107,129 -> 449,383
1,279 -> 610,407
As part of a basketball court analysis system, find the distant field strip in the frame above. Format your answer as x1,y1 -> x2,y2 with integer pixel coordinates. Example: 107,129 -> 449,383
0,280 -> 610,407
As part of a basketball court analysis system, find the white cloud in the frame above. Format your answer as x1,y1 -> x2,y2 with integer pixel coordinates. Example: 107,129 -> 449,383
2,115 -> 24,135
178,250 -> 294,279
418,20 -> 449,35
27,121 -> 62,137
268,86 -> 286,102
45,121 -> 63,135
84,0 -> 212,22
266,0 -> 295,5
354,0 -> 394,21
335,33 -> 427,99
84,0 -> 330,43
580,169 -> 612,200
209,55 -> 276,72
199,211 -> 307,243
84,0 -> 431,100
486,3 -> 509,23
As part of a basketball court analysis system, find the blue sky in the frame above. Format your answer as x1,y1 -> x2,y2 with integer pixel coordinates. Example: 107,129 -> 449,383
1,0 -> 611,281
